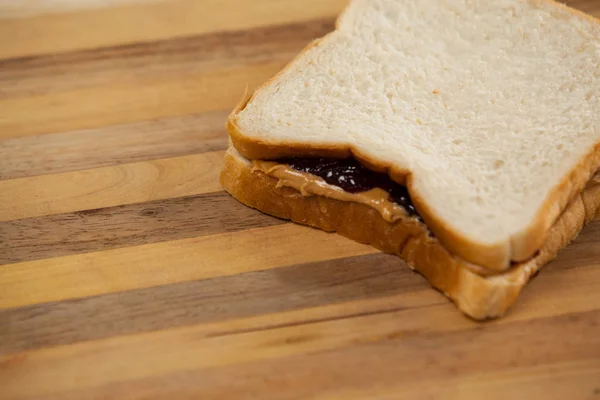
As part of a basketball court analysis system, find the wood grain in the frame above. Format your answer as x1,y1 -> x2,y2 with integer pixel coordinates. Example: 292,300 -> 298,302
0,62 -> 282,138
0,151 -> 225,221
0,0 -> 163,18
1,307 -> 598,399
0,19 -> 333,100
0,253 -> 431,353
0,224 -> 376,309
29,360 -> 598,400
3,240 -> 600,354
0,0 -> 348,59
0,0 -> 598,399
0,20 -> 332,140
0,111 -> 229,180
0,191 -> 283,264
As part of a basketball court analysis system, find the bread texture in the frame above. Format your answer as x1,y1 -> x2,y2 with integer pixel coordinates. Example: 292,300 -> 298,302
221,147 -> 600,320
228,0 -> 600,272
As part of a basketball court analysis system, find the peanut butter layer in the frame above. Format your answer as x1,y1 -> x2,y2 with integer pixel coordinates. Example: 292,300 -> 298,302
252,160 -> 415,223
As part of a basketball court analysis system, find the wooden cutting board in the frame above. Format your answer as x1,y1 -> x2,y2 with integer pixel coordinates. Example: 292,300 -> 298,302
1,1 -> 599,398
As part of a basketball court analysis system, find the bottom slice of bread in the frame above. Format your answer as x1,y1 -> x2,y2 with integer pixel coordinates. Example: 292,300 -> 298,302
221,147 -> 600,320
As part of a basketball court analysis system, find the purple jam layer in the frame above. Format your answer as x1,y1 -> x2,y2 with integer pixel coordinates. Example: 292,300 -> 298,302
280,157 -> 420,219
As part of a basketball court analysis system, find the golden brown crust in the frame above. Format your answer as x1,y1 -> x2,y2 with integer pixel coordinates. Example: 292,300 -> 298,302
220,148 -> 600,320
227,0 -> 600,272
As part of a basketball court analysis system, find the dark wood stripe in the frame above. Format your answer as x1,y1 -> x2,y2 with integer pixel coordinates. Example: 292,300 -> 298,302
0,111 -> 228,180
567,0 -> 600,14
22,309 -> 600,400
0,19 -> 334,99
205,302 -> 437,339
573,217 -> 600,243
0,253 -> 431,354
0,191 -> 283,265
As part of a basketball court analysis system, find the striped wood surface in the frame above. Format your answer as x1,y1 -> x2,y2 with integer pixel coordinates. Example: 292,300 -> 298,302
1,1 -> 599,399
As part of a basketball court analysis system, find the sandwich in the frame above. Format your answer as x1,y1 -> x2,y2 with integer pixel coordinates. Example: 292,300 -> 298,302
220,0 -> 600,319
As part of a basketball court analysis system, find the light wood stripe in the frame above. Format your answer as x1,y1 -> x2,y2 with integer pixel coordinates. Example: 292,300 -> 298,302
0,303 -> 597,398
0,0 -> 164,18
0,192 -> 283,265
0,111 -> 229,180
0,150 -> 224,222
33,359 -> 600,400
0,0 -> 348,60
0,224 -> 376,309
383,362 -> 600,400
0,62 -> 280,139
0,253 -> 429,353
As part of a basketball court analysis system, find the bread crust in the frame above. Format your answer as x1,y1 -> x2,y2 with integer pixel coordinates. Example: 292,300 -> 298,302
220,148 -> 600,320
227,0 -> 600,272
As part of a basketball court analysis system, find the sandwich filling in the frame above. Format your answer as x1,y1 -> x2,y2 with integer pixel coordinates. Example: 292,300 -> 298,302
251,157 -> 420,223
252,156 -> 600,230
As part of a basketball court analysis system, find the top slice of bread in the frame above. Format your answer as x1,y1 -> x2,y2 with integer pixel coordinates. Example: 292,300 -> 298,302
228,0 -> 600,271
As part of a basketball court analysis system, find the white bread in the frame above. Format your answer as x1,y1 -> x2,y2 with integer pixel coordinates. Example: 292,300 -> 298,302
228,0 -> 600,272
220,147 -> 600,319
